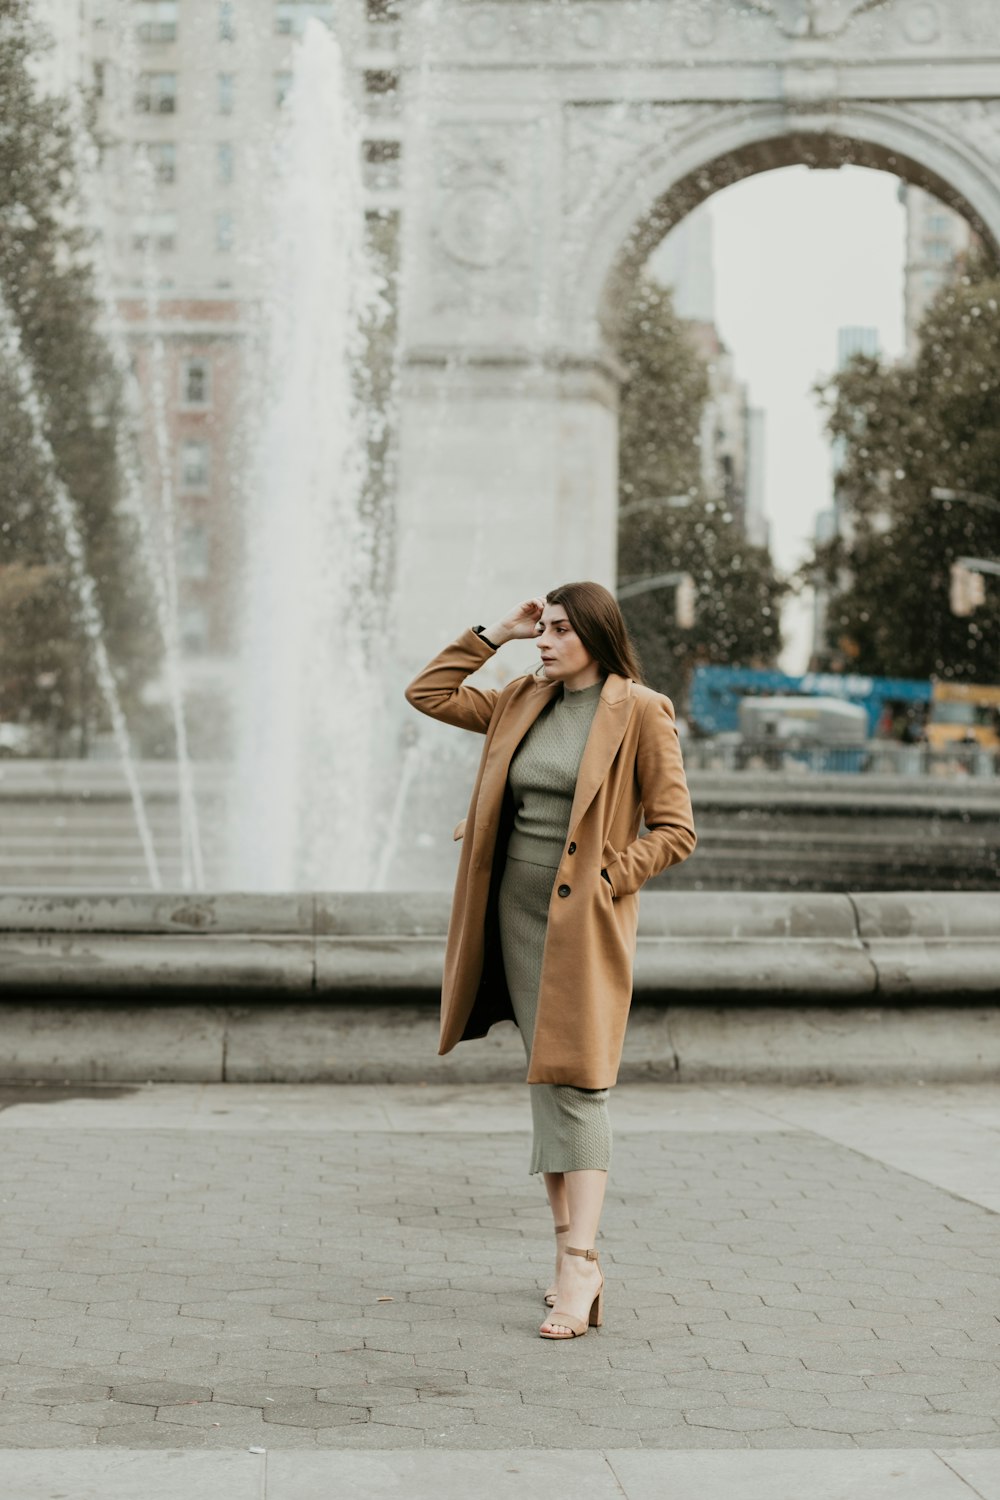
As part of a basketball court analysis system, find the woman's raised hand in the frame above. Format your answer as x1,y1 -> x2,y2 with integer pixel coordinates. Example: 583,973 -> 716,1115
484,597 -> 546,647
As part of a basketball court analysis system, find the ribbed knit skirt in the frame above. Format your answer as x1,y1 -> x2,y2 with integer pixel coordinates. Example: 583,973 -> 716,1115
498,855 -> 612,1176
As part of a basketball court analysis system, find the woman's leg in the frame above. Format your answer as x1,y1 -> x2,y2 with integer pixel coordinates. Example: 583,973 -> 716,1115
540,1168 -> 607,1336
543,1170 -> 568,1224
565,1166 -> 608,1246
543,1171 -> 569,1300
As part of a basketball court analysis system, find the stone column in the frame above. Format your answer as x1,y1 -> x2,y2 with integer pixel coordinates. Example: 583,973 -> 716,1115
393,110 -> 622,679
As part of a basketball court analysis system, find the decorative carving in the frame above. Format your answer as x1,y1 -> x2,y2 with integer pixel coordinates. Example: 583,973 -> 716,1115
571,4 -> 609,49
683,12 -> 717,48
438,184 -> 520,269
741,0 -> 889,39
564,103 -> 714,219
462,6 -> 505,50
908,98 -> 1000,166
434,1 -> 1000,63
901,1 -> 939,44
428,121 -> 541,318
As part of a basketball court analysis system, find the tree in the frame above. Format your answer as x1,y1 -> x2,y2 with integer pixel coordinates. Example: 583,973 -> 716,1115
615,274 -> 785,700
811,256 -> 1000,681
0,5 -> 157,752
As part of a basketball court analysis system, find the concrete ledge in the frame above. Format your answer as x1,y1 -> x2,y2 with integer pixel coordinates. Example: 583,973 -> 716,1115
853,893 -> 1000,997
0,1001 -> 997,1085
0,891 -> 995,1084
0,890 -> 997,1001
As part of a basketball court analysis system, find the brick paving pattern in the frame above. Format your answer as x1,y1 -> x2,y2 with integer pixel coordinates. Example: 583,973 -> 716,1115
0,1124 -> 998,1450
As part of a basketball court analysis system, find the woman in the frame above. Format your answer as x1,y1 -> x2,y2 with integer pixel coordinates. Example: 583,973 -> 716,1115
404,582 -> 696,1338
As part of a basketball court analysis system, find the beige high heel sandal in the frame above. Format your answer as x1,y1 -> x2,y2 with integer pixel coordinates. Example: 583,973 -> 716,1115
539,1246 -> 604,1339
543,1223 -> 570,1308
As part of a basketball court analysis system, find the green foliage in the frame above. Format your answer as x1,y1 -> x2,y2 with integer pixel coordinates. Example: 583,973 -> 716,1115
616,274 -> 785,701
0,5 -> 157,752
812,256 -> 1000,681
618,275 -> 707,508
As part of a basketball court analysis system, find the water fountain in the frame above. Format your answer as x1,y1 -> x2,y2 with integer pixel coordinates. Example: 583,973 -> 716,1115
227,20 -> 390,891
65,64 -> 206,890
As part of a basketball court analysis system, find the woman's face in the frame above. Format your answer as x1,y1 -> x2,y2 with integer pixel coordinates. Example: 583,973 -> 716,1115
534,602 -> 596,682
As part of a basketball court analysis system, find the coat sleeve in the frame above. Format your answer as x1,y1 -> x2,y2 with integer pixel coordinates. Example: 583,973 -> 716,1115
403,627 -> 502,735
603,694 -> 696,896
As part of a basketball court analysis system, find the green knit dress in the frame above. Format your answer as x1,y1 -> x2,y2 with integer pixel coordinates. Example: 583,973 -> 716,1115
498,678 -> 611,1176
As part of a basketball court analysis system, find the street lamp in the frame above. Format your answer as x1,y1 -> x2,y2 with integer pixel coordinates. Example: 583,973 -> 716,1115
930,486 -> 1000,517
930,490 -> 999,617
617,570 -> 696,627
618,494 -> 693,523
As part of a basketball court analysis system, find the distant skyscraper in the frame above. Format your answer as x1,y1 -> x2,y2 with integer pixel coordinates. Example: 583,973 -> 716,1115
837,325 -> 880,367
648,207 -> 765,546
647,204 -> 716,323
745,408 -> 768,549
900,184 -> 975,357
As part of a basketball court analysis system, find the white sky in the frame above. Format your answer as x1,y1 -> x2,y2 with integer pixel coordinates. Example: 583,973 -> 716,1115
708,165 -> 907,670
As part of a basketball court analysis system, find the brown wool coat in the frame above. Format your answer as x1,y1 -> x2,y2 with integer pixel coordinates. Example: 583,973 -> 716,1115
404,628 -> 697,1089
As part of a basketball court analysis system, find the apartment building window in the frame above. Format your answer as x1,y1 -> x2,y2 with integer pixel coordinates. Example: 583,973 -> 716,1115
181,358 -> 211,407
135,72 -> 177,113
180,602 -> 209,654
362,139 -> 401,191
274,71 -> 293,109
132,211 -> 177,253
179,440 -> 210,490
135,0 -> 178,43
218,73 -> 234,115
275,2 -> 334,36
179,521 -> 210,581
215,211 -> 234,253
219,1 -> 235,41
364,70 -> 400,117
217,142 -> 234,186
139,141 -> 177,184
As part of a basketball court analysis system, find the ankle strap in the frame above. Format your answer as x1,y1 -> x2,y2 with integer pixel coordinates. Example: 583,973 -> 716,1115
566,1245 -> 599,1260
554,1223 -> 570,1235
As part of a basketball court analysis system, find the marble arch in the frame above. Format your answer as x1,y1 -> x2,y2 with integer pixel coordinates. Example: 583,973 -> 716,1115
391,0 -> 1000,671
580,104 -> 1000,344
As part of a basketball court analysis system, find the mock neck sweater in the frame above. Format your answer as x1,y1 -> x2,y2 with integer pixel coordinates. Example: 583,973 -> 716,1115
506,679 -> 604,868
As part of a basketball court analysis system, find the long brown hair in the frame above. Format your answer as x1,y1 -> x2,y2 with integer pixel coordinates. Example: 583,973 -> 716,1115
546,581 -> 645,684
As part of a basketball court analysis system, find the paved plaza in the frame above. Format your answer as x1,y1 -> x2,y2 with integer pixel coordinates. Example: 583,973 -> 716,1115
0,1079 -> 998,1498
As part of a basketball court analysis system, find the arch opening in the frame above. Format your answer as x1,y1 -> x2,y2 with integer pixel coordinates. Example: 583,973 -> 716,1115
588,113 -> 1000,345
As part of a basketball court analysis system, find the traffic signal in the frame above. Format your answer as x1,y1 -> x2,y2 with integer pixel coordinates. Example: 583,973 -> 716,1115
949,562 -> 986,616
675,573 -> 696,628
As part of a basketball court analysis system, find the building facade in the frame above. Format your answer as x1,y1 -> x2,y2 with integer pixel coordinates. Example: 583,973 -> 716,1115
649,210 -> 769,548
48,0 -> 402,703
901,183 -> 976,356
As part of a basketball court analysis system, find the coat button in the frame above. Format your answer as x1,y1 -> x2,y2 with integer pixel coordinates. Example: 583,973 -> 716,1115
567,842 -> 576,854
557,884 -> 571,897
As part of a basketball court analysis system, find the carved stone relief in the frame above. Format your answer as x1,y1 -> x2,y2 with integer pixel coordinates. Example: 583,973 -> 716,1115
906,99 -> 1000,172
901,2 -> 940,45
433,0 -> 998,63
428,121 -> 542,318
740,0 -> 889,41
563,103 -> 716,223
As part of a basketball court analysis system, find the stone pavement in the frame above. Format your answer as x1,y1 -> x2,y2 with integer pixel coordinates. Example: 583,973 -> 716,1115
0,1080 -> 998,1498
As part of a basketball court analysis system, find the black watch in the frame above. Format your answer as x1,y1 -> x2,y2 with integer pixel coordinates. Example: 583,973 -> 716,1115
473,625 -> 499,649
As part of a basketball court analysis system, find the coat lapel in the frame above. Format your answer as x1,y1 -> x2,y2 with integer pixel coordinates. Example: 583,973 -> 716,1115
487,675 -> 560,786
567,675 -> 635,836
